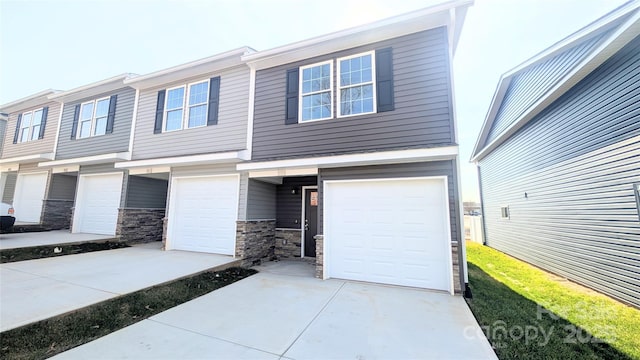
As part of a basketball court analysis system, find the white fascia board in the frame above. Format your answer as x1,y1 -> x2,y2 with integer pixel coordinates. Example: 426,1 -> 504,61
471,11 -> 640,163
248,167 -> 319,178
124,47 -> 255,90
47,73 -> 136,103
237,146 -> 458,171
242,0 -> 472,70
0,153 -> 55,165
114,150 -> 250,169
0,90 -> 59,114
38,152 -> 132,168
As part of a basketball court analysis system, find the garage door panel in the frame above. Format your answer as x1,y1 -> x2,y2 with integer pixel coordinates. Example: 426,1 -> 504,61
74,173 -> 123,235
326,178 -> 450,291
13,172 -> 48,223
168,175 -> 239,255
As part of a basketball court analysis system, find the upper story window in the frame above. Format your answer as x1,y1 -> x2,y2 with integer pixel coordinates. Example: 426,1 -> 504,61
164,80 -> 209,132
337,52 -> 376,117
299,61 -> 332,122
71,95 -> 116,140
153,76 -> 221,135
18,109 -> 43,142
78,98 -> 110,139
13,106 -> 49,144
287,49 -> 391,125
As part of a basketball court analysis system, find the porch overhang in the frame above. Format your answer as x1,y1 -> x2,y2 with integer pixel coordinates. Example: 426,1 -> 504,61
238,146 -> 458,175
38,152 -> 131,168
0,153 -> 55,171
114,150 -> 250,172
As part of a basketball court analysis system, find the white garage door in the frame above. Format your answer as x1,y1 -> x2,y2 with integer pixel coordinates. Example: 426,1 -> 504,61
73,173 -> 123,235
167,175 -> 239,254
13,172 -> 48,223
324,177 -> 451,291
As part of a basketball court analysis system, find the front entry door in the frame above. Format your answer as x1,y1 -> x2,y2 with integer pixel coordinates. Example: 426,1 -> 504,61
304,188 -> 318,257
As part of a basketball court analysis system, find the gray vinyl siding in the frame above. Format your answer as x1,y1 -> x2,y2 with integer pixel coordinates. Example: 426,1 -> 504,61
0,119 -> 6,156
252,28 -> 454,160
2,172 -> 17,203
48,173 -> 77,200
478,35 -> 640,307
126,176 -> 168,208
169,164 -> 247,220
1,102 -> 61,159
275,176 -> 317,228
246,179 -> 276,220
55,87 -> 135,160
131,66 -> 250,160
484,27 -> 617,144
317,161 -> 461,244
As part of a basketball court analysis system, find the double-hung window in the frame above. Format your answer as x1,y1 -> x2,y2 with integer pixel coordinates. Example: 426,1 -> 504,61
78,98 -> 109,139
164,80 -> 209,131
18,108 -> 43,143
337,52 -> 376,117
300,61 -> 332,122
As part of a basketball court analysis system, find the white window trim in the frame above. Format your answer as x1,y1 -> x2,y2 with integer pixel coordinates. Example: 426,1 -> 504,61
163,85 -> 186,133
336,51 -> 377,119
76,97 -> 110,139
163,79 -> 210,132
18,108 -> 44,143
298,60 -> 333,123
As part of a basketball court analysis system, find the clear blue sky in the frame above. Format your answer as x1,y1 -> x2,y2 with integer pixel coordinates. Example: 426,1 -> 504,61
0,0 -> 623,201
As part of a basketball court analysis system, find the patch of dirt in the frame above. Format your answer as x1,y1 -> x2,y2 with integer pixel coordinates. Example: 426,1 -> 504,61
0,241 -> 130,263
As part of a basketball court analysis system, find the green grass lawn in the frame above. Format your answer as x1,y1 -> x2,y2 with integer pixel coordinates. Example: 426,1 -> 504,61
466,241 -> 640,360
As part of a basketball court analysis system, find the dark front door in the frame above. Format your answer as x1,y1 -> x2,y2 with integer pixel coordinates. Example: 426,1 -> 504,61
304,188 -> 318,257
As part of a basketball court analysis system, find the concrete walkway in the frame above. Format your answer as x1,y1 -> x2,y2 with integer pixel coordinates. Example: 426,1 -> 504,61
54,261 -> 497,359
0,230 -> 114,250
0,243 -> 236,331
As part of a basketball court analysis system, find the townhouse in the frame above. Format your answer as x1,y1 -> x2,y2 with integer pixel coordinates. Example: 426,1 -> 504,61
0,0 -> 472,295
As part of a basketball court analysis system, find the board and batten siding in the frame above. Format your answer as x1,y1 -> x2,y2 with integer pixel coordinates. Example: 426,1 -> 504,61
56,87 -> 136,160
478,35 -> 640,307
48,173 -> 77,200
1,172 -> 17,203
126,176 -> 168,208
252,27 -> 454,160
275,176 -> 318,229
131,66 -> 250,160
1,101 -> 61,159
246,179 -> 276,220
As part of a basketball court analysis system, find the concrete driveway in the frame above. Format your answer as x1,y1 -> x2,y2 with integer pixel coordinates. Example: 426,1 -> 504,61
54,261 -> 497,359
0,230 -> 114,250
0,243 -> 236,331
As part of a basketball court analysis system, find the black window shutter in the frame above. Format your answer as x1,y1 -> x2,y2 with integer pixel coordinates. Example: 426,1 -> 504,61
106,95 -> 117,134
38,107 -> 48,139
376,47 -> 395,112
207,77 -> 221,126
12,113 -> 22,144
154,90 -> 166,134
71,104 -> 81,140
285,68 -> 299,124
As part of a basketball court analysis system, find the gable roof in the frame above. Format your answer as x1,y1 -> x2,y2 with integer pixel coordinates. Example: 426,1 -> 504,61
48,73 -> 137,103
123,47 -> 255,90
242,0 -> 473,70
0,89 -> 60,114
470,0 -> 640,163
